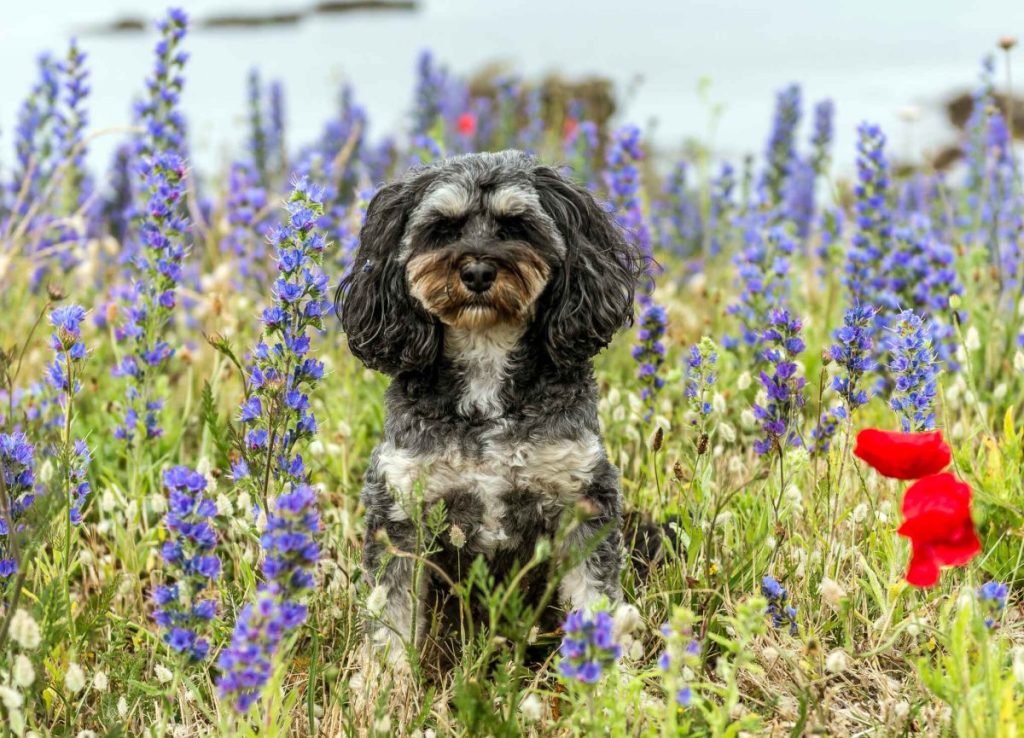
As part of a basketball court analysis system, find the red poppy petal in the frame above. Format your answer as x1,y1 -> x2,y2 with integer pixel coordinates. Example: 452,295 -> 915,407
905,543 -> 940,587
930,524 -> 981,567
854,429 -> 952,479
901,473 -> 971,520
897,510 -> 962,543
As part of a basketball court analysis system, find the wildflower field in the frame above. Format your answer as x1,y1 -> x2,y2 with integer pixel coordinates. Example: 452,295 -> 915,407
3,7 -> 1024,737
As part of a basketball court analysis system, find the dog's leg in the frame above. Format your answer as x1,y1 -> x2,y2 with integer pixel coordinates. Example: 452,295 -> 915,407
557,462 -> 624,611
364,528 -> 427,669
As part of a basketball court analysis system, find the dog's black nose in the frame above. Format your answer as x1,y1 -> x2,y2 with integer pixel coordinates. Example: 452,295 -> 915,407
460,260 -> 497,293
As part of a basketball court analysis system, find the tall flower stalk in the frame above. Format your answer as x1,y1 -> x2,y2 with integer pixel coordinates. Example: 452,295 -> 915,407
728,220 -> 796,348
605,125 -> 655,300
46,304 -> 91,526
658,608 -> 701,713
247,68 -> 270,187
10,53 -> 60,216
223,160 -> 270,287
845,123 -> 892,325
0,434 -> 36,590
112,10 -> 191,451
45,303 -> 92,648
215,178 -> 328,712
112,151 -> 189,445
632,303 -> 667,419
707,162 -> 736,257
153,466 -> 220,662
134,9 -> 189,159
684,337 -> 719,449
809,99 -> 835,176
55,38 -> 90,218
827,304 -> 876,417
760,84 -> 801,209
813,304 -> 877,455
888,310 -> 940,432
753,308 -> 806,457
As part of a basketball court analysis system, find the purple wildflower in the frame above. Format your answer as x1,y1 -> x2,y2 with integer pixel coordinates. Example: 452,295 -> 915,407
153,465 -> 220,661
753,309 -> 806,455
728,219 -> 796,347
605,125 -> 655,298
657,160 -> 703,257
845,123 -> 893,320
707,162 -> 736,256
684,338 -> 718,424
761,575 -> 797,635
47,304 -> 92,524
658,608 -> 701,710
828,304 -> 876,414
55,38 -> 91,213
977,581 -> 1009,629
216,585 -> 306,711
632,302 -> 667,415
759,84 -> 801,208
134,8 -> 189,159
557,608 -> 622,685
0,433 -> 36,583
809,99 -> 834,175
216,178 -> 327,710
888,310 -> 939,432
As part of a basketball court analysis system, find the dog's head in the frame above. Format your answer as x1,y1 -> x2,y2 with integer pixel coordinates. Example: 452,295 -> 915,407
337,150 -> 643,374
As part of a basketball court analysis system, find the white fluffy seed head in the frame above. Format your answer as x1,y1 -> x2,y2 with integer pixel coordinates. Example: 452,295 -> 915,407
9,610 -> 41,650
154,664 -> 174,684
612,603 -> 642,639
519,693 -> 544,721
826,649 -> 848,673
93,671 -> 108,692
64,663 -> 86,694
0,686 -> 23,711
13,655 -> 35,688
819,578 -> 846,608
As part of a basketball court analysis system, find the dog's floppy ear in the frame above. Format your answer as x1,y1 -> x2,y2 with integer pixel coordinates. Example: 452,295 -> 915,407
532,165 -> 644,369
335,174 -> 441,375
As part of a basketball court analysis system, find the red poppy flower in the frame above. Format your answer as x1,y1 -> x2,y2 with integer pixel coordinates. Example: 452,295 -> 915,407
456,113 -> 476,137
853,429 -> 951,480
563,117 -> 579,140
897,472 -> 980,587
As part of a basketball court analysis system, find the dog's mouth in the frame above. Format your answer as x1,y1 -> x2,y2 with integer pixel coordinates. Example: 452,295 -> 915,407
406,246 -> 550,329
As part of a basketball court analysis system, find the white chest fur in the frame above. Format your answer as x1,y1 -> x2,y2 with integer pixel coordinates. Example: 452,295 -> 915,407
378,432 -> 604,552
444,324 -> 523,419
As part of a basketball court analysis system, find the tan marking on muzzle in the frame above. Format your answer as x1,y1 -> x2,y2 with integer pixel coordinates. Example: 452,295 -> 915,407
407,245 -> 550,329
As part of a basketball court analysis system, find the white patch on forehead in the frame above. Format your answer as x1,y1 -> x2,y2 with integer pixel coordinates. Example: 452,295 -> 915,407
400,179 -> 474,256
490,184 -> 566,256
423,179 -> 473,218
488,185 -> 539,216
445,324 -> 523,419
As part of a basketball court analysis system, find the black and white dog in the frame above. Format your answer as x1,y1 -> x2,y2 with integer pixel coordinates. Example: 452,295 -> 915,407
338,150 -> 642,664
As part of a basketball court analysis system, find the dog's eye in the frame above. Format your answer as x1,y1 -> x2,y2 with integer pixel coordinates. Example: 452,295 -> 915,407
496,218 -> 529,241
427,217 -> 465,244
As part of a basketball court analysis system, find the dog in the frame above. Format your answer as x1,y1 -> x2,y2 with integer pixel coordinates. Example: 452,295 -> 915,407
337,150 -> 643,666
